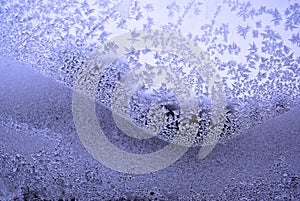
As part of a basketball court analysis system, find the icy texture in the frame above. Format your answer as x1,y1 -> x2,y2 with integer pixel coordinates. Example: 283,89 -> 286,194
0,0 -> 300,199
1,0 -> 300,145
0,55 -> 300,199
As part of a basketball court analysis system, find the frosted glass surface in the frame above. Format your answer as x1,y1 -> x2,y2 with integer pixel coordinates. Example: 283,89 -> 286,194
0,0 -> 299,200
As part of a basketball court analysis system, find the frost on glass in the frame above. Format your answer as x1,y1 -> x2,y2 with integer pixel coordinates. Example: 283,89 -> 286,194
0,0 -> 300,198
0,0 -> 299,143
